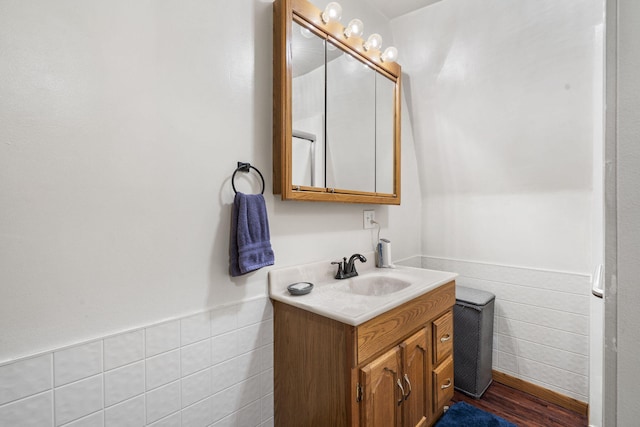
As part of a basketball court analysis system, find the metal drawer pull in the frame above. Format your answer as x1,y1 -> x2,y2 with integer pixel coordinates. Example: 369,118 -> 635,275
396,378 -> 405,405
403,374 -> 412,400
440,334 -> 451,343
441,379 -> 452,389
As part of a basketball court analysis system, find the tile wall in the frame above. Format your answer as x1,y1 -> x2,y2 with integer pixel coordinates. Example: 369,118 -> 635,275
0,258 -> 591,424
0,297 -> 274,427
420,257 -> 591,403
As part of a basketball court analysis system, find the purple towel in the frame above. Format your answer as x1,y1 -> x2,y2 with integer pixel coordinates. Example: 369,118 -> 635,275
229,192 -> 275,277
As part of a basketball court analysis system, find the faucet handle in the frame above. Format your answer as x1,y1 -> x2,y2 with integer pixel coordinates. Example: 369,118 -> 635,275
331,260 -> 345,279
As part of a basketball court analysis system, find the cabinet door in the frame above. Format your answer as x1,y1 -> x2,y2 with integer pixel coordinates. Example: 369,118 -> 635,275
401,329 -> 429,427
360,346 -> 403,427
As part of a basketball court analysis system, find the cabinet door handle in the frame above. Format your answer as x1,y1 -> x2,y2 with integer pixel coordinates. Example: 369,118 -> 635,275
441,378 -> 452,390
440,334 -> 451,343
403,374 -> 412,400
396,378 -> 405,406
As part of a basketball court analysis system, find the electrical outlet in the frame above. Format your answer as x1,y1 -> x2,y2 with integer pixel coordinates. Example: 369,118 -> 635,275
363,210 -> 375,229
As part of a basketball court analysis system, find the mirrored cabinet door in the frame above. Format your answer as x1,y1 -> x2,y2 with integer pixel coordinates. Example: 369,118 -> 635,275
291,20 -> 326,189
326,43 -> 376,193
375,73 -> 396,195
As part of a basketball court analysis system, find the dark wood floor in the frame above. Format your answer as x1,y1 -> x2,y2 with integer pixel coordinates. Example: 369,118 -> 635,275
450,382 -> 588,427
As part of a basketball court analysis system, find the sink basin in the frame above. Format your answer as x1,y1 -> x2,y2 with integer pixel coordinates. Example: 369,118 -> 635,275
334,275 -> 411,296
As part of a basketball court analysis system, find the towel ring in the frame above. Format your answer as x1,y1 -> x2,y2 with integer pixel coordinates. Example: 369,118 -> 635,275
232,162 -> 265,195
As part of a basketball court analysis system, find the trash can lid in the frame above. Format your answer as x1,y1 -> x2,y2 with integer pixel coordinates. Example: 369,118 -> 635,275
456,285 -> 495,306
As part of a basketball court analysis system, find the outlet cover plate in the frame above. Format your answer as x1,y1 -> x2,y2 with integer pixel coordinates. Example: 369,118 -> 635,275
363,210 -> 375,229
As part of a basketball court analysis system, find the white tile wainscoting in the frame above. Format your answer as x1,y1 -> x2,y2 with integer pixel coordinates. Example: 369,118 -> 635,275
418,257 -> 591,403
0,297 -> 274,427
0,259 -> 591,425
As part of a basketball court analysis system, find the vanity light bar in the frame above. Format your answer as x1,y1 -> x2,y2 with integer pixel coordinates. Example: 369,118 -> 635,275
319,1 -> 398,64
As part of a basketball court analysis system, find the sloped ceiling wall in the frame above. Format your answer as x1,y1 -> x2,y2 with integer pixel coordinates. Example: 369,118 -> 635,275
391,0 -> 604,272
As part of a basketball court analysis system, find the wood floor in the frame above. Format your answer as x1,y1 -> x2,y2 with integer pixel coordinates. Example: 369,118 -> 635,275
450,381 -> 588,427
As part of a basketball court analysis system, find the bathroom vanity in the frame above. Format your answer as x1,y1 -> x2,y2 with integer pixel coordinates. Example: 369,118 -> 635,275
269,259 -> 457,426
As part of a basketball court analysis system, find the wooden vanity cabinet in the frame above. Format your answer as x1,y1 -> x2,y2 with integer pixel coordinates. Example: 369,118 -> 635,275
273,280 -> 455,427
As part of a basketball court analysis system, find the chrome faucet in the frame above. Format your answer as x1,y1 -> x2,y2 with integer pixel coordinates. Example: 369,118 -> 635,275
332,254 -> 367,279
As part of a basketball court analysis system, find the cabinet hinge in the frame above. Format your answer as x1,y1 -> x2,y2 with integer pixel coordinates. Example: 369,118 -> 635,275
356,383 -> 363,403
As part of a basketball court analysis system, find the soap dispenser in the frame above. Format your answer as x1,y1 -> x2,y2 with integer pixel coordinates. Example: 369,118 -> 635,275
376,238 -> 393,268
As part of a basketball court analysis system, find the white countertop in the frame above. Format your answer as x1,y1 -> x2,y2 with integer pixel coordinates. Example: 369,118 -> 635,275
268,254 -> 458,326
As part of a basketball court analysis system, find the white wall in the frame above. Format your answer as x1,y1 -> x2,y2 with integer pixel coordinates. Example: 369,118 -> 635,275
392,0 -> 604,401
392,0 -> 602,273
0,0 -> 421,365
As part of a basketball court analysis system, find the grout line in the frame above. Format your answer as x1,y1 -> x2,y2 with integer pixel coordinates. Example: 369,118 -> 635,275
494,313 -> 588,337
57,409 -> 104,427
147,409 -> 179,427
494,297 -> 589,317
421,255 -> 592,278
495,316 -> 590,340
494,331 -> 589,358
494,348 -> 588,378
496,298 -> 590,319
427,269 -> 590,298
455,273 -> 591,298
455,283 -> 590,318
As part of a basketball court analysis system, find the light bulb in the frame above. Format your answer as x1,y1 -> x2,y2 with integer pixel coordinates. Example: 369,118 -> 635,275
344,18 -> 363,39
381,46 -> 398,62
364,33 -> 382,51
300,26 -> 314,39
321,2 -> 342,24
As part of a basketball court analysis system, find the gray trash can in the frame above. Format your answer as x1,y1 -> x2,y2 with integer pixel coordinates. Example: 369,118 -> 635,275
453,286 -> 495,398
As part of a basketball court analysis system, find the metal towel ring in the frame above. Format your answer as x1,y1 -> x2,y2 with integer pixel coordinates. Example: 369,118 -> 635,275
232,162 -> 265,195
